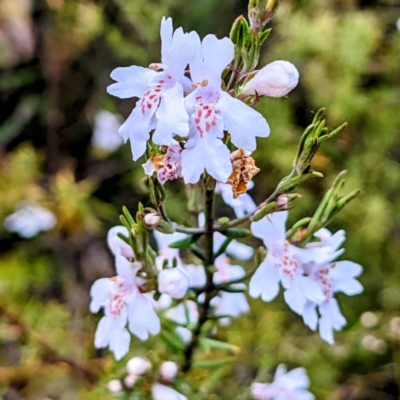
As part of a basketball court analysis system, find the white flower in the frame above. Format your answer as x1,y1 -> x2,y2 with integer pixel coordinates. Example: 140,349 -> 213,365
181,34 -> 269,184
302,259 -> 363,344
143,145 -> 183,184
251,364 -> 314,400
297,228 -> 363,343
158,267 -> 190,299
107,225 -> 135,259
108,18 -> 197,160
90,253 -> 160,360
159,361 -> 179,382
126,356 -> 151,376
152,383 -> 187,400
4,201 -> 56,238
242,61 -> 299,98
107,379 -> 123,394
91,110 -> 123,152
216,182 -> 257,218
250,211 -> 331,315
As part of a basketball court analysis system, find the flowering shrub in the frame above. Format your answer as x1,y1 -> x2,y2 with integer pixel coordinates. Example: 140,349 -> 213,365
76,0 -> 365,398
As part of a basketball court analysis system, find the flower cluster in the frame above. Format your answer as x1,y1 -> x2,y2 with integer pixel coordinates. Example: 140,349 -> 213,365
250,211 -> 363,344
108,356 -> 186,399
108,17 -> 298,186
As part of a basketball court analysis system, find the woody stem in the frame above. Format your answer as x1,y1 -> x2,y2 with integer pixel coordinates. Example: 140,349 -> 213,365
182,184 -> 215,371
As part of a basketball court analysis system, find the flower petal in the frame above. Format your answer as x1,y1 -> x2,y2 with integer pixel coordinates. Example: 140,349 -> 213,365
127,293 -> 160,340
190,35 -> 233,87
302,301 -> 318,331
181,125 -> 232,184
153,83 -> 189,145
218,91 -> 270,151
94,316 -> 112,349
251,211 -> 288,247
107,66 -> 156,99
284,283 -> 307,315
119,108 -> 152,161
249,254 -> 280,302
90,278 -> 114,313
109,326 -> 131,361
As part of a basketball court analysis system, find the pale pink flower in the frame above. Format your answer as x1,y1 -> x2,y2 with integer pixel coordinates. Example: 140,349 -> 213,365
181,34 -> 269,183
108,18 -> 197,160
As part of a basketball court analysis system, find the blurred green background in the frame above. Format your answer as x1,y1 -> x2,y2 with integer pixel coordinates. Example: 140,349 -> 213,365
1,0 -> 400,399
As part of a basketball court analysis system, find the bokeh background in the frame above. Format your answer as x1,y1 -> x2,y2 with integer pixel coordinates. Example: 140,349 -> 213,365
1,0 -> 400,399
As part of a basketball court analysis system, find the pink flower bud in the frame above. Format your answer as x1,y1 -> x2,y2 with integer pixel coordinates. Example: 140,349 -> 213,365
158,267 -> 190,299
159,361 -> 179,382
242,60 -> 299,98
107,379 -> 123,394
126,357 -> 151,376
144,213 -> 162,228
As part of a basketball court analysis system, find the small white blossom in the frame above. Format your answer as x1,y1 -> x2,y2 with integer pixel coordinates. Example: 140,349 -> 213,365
108,18 -> 197,160
158,267 -> 190,299
299,228 -> 363,344
126,356 -> 151,376
152,383 -> 187,400
90,252 -> 160,360
181,34 -> 269,184
242,61 -> 299,98
251,364 -> 314,400
91,110 -> 123,152
107,379 -> 123,394
216,182 -> 257,218
250,211 -> 331,315
159,361 -> 179,382
124,374 -> 137,388
4,201 -> 56,238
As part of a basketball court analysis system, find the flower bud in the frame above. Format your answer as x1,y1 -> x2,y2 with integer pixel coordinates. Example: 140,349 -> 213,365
248,0 -> 280,29
126,356 -> 151,376
159,361 -> 179,382
242,60 -> 299,98
107,379 -> 123,394
144,213 -> 162,228
124,374 -> 137,388
158,267 -> 190,299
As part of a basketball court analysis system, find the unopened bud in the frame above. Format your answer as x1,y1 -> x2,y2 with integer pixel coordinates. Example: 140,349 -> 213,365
242,60 -> 299,98
144,213 -> 162,228
248,0 -> 280,29
158,267 -> 190,299
107,379 -> 123,394
126,357 -> 151,376
124,374 -> 137,388
159,361 -> 179,382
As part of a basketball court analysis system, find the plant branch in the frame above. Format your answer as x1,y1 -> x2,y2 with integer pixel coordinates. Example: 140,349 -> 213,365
183,184 -> 216,371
